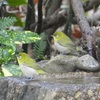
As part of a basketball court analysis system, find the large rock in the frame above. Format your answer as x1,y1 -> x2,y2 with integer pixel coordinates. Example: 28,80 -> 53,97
75,54 -> 100,71
38,55 -> 78,73
0,72 -> 100,100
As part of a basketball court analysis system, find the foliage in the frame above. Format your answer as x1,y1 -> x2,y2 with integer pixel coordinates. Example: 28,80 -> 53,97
0,45 -> 15,65
0,30 -> 40,65
6,0 -> 27,6
0,17 -> 16,30
0,1 -> 47,77
6,13 -> 24,27
0,64 -> 23,77
0,17 -> 40,77
5,0 -> 26,27
0,30 -> 40,45
33,33 -> 47,60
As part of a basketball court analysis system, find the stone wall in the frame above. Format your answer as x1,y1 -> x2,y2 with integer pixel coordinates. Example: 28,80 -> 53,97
0,72 -> 100,100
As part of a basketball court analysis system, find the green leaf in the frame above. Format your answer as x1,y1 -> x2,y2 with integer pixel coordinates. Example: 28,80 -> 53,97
0,30 -> 40,45
7,13 -> 23,27
6,0 -> 27,6
33,33 -> 47,59
2,67 -> 13,76
3,64 -> 23,76
14,16 -> 24,26
0,45 -> 15,64
0,17 -> 17,30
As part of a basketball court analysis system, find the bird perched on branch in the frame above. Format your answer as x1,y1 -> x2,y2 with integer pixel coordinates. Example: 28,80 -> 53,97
17,52 -> 45,78
52,31 -> 78,55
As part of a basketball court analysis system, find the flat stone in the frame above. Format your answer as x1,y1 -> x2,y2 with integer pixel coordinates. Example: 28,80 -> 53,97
0,72 -> 100,100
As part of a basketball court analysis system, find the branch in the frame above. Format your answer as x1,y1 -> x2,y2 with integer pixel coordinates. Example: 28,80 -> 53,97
45,0 -> 62,16
23,0 -> 35,53
30,0 -> 100,32
30,11 -> 67,32
71,0 -> 97,58
24,0 -> 35,30
36,0 -> 43,34
83,0 -> 100,12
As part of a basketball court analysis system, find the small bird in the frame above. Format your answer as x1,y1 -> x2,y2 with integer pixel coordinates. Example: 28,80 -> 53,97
17,52 -> 45,78
52,31 -> 78,55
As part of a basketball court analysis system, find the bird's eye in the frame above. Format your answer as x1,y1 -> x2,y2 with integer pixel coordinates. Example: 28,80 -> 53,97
18,56 -> 22,59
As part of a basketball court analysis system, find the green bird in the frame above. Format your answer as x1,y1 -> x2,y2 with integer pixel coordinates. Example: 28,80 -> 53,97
17,52 -> 45,78
52,31 -> 78,55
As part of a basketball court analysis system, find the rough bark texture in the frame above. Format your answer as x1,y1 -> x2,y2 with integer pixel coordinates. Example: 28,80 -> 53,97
83,0 -> 100,11
36,0 -> 43,34
71,0 -> 96,58
30,11 -> 67,32
46,0 -> 62,16
0,72 -> 100,100
22,0 -> 35,53
30,0 -> 100,32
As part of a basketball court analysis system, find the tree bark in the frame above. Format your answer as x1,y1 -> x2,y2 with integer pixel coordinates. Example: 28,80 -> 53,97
36,0 -> 43,34
30,0 -> 100,33
83,0 -> 100,11
30,11 -> 67,32
23,0 -> 35,53
71,0 -> 97,58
